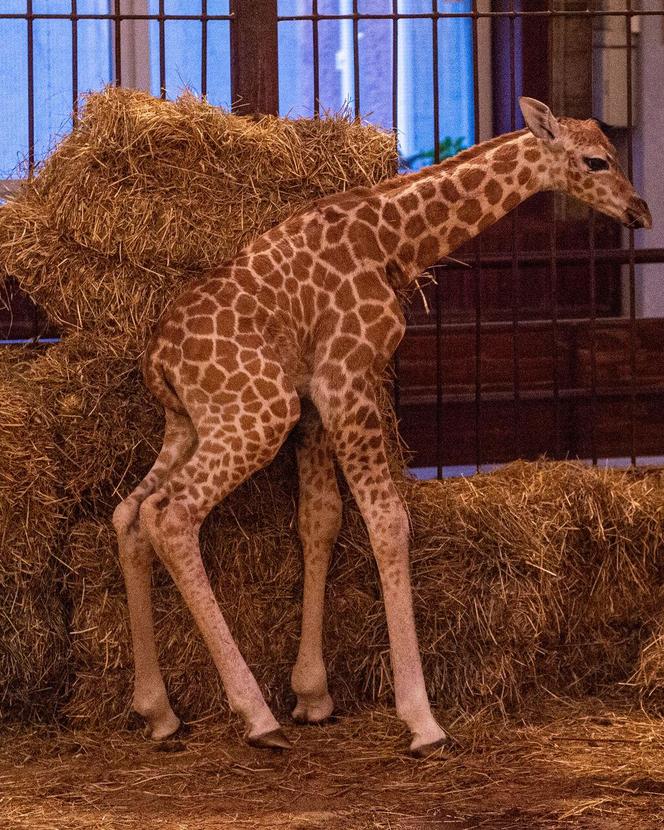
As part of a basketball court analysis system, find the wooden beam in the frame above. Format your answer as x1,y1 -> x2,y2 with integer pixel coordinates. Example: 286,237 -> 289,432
230,0 -> 279,116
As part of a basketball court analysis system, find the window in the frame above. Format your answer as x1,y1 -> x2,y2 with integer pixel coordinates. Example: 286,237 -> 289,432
0,0 -> 112,177
277,0 -> 476,169
146,0 -> 230,105
0,0 -> 477,178
0,0 -> 232,181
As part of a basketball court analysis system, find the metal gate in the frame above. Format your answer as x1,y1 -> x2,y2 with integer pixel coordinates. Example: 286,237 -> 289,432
1,0 -> 663,474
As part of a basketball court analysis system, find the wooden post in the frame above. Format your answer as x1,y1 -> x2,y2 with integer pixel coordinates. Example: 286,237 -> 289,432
230,0 -> 279,116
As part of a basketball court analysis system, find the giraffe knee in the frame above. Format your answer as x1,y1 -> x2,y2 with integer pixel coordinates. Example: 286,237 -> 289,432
114,498 -> 154,570
113,498 -> 139,538
368,501 -> 410,561
139,493 -> 194,565
298,491 -> 342,549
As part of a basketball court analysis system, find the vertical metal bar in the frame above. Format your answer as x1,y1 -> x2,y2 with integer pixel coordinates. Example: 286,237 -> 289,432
432,0 -> 440,165
201,0 -> 208,97
432,0 -> 443,477
159,0 -> 166,98
471,0 -> 482,470
391,0 -> 401,422
71,0 -> 79,123
435,275 -> 444,479
26,0 -> 35,175
113,0 -> 122,85
27,0 -> 37,335
509,0 -> 521,459
391,0 -> 398,136
626,0 -> 636,465
352,0 -> 360,118
589,211 -> 598,465
547,1 -> 560,457
312,0 -> 320,116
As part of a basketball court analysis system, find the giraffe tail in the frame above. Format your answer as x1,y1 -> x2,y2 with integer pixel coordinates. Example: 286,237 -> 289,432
142,350 -> 187,416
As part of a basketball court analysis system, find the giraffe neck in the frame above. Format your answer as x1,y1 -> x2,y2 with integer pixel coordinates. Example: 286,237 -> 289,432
377,130 -> 562,286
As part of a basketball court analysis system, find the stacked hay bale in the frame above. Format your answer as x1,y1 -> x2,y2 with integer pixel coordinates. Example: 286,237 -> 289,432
1,87 -> 663,729
1,88 -> 395,338
0,87 -> 399,726
405,463 -> 664,716
58,458 -> 664,729
0,349 -> 71,721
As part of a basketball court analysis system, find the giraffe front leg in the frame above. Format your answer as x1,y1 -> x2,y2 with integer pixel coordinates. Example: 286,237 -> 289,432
313,379 -> 447,756
291,403 -> 340,724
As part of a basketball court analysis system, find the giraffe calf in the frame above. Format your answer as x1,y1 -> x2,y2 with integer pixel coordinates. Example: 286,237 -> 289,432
115,97 -> 651,756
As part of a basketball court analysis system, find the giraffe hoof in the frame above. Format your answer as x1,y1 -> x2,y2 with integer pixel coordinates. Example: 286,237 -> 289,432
292,693 -> 335,725
247,728 -> 292,751
143,711 -> 182,742
409,735 -> 448,758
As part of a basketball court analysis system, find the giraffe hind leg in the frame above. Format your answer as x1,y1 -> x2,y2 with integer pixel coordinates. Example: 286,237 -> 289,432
291,401 -> 339,724
140,369 -> 301,745
113,409 -> 197,740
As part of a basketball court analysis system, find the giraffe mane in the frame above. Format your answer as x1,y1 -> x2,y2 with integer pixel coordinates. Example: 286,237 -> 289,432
303,129 -> 527,215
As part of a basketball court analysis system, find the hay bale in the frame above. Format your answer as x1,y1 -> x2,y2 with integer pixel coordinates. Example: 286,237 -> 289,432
407,463 -> 664,712
0,350 -> 71,721
61,461 -> 664,729
0,87 -> 397,336
24,334 -> 163,508
633,621 -> 664,710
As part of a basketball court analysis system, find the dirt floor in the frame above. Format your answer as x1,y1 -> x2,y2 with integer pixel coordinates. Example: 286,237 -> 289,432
2,696 -> 664,829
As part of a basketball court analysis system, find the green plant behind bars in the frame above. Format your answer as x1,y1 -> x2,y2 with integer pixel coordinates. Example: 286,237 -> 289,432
401,136 -> 467,169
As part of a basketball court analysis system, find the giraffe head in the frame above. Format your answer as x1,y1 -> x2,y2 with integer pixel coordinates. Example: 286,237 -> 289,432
519,96 -> 652,230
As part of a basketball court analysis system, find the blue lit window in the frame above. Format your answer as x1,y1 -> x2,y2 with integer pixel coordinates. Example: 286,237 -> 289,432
147,0 -> 231,107
277,0 -> 475,170
0,0 -> 113,177
0,0 -> 232,179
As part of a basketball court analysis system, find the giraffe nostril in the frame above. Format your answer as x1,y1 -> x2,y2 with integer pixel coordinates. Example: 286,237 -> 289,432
624,198 -> 652,230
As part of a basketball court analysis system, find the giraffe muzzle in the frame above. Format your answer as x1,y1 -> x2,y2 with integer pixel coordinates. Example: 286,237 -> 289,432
623,197 -> 652,230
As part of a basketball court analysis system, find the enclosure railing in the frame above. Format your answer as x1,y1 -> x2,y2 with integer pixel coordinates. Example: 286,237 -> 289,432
1,0 -> 663,474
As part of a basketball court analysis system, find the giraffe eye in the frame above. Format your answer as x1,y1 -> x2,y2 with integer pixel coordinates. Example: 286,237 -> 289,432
584,156 -> 609,172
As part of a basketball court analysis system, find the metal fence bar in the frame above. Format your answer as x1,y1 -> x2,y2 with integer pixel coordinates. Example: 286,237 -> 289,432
113,0 -> 122,85
391,0 -> 401,422
312,0 -> 320,117
158,0 -> 166,99
408,387 -> 664,406
471,0 -> 482,470
275,9 -> 662,20
547,0 -> 560,458
351,0 -> 360,119
201,0 -> 208,97
509,0 -> 521,460
0,12 -> 232,21
432,1 -> 443,478
26,0 -> 35,174
3,9 -> 661,22
626,0 -> 637,465
71,0 -> 79,123
589,212 -> 598,464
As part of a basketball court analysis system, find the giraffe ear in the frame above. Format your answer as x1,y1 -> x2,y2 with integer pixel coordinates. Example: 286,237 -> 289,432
519,97 -> 562,144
